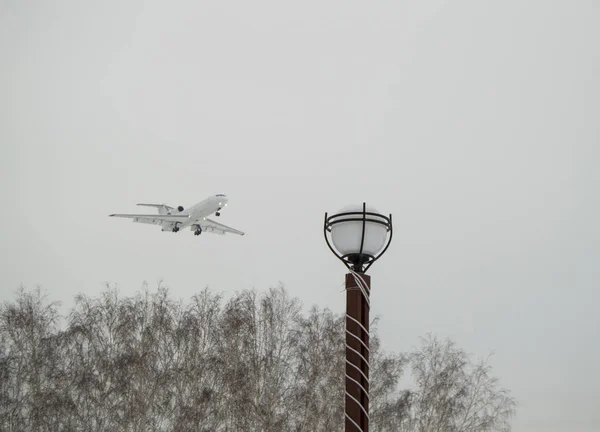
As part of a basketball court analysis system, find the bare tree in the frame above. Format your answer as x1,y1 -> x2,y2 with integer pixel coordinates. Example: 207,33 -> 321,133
368,319 -> 411,432
406,335 -> 516,432
289,305 -> 345,432
216,285 -> 302,431
0,286 -> 66,432
0,285 -> 516,432
168,287 -> 224,431
65,283 -> 225,432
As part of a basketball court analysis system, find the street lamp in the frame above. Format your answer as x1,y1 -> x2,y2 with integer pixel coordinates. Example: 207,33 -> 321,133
324,203 -> 393,432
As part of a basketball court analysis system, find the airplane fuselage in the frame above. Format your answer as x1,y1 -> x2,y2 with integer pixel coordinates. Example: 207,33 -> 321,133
162,194 -> 229,231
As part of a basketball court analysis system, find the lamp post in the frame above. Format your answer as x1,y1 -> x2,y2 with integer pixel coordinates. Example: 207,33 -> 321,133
324,203 -> 393,432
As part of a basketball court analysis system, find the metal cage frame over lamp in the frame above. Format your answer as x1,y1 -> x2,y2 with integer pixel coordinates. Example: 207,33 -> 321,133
324,202 -> 393,273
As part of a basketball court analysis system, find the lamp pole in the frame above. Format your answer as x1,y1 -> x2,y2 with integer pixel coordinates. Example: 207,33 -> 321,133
345,271 -> 371,431
324,203 -> 393,432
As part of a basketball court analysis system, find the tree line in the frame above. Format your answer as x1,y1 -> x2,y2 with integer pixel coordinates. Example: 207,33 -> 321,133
0,284 -> 515,431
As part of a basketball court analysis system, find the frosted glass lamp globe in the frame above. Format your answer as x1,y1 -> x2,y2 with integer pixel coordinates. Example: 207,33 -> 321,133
330,204 -> 388,257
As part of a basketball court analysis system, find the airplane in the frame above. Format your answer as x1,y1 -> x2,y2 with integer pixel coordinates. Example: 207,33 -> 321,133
109,194 -> 245,236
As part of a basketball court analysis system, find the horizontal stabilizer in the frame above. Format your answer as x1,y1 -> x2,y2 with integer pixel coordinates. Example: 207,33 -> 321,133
137,203 -> 173,210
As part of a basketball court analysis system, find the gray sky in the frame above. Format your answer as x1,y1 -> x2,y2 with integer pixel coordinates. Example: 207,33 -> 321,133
1,1 -> 599,430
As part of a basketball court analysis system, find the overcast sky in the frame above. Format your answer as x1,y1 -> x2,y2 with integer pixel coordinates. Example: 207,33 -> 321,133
1,1 -> 599,431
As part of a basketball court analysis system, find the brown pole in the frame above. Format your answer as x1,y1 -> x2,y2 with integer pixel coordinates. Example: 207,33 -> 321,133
345,272 -> 371,432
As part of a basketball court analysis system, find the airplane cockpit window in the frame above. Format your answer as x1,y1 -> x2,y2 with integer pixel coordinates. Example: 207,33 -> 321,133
216,194 -> 226,197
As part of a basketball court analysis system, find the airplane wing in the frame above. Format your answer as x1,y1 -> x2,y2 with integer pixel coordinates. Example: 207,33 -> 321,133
195,218 -> 245,236
109,214 -> 189,225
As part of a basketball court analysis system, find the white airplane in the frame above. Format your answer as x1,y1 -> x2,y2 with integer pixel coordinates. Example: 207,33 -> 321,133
109,194 -> 244,236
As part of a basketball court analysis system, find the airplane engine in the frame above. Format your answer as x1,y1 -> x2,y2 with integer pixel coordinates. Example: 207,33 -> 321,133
177,206 -> 184,212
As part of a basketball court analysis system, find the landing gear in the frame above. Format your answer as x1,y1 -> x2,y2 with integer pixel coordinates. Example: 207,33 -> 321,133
194,229 -> 202,236
215,212 -> 221,217
172,224 -> 180,233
